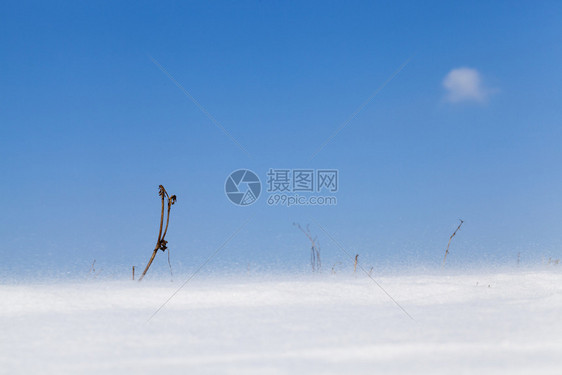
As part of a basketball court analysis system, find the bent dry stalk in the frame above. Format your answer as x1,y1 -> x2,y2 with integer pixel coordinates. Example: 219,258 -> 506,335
442,219 -> 464,267
294,223 -> 321,272
139,185 -> 177,282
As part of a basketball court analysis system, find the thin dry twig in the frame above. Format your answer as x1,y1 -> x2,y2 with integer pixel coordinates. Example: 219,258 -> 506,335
442,219 -> 464,267
139,185 -> 177,281
294,223 -> 321,272
354,254 -> 359,273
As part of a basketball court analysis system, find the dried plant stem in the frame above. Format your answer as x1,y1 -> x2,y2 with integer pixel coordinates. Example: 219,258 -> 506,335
161,195 -> 172,242
354,254 -> 358,273
442,219 -> 464,267
139,250 -> 158,281
294,223 -> 321,272
139,190 -> 165,281
139,185 -> 177,282
132,266 -> 135,280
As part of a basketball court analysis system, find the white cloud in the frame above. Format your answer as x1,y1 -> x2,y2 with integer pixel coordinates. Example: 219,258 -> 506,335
443,67 -> 489,103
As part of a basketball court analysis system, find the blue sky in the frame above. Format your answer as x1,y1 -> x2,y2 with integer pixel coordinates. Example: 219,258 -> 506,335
1,1 -> 561,277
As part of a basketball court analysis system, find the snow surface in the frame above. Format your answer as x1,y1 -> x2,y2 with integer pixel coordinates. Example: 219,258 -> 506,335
2,270 -> 562,374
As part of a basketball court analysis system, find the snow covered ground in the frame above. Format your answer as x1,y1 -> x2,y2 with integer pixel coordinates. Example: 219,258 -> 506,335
2,270 -> 562,374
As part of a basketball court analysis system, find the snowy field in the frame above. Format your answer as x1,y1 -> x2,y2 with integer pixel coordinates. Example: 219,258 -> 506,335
2,270 -> 562,374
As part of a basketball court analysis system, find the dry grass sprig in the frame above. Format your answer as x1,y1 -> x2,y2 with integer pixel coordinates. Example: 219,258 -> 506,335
294,223 -> 321,272
442,219 -> 464,267
139,185 -> 177,281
